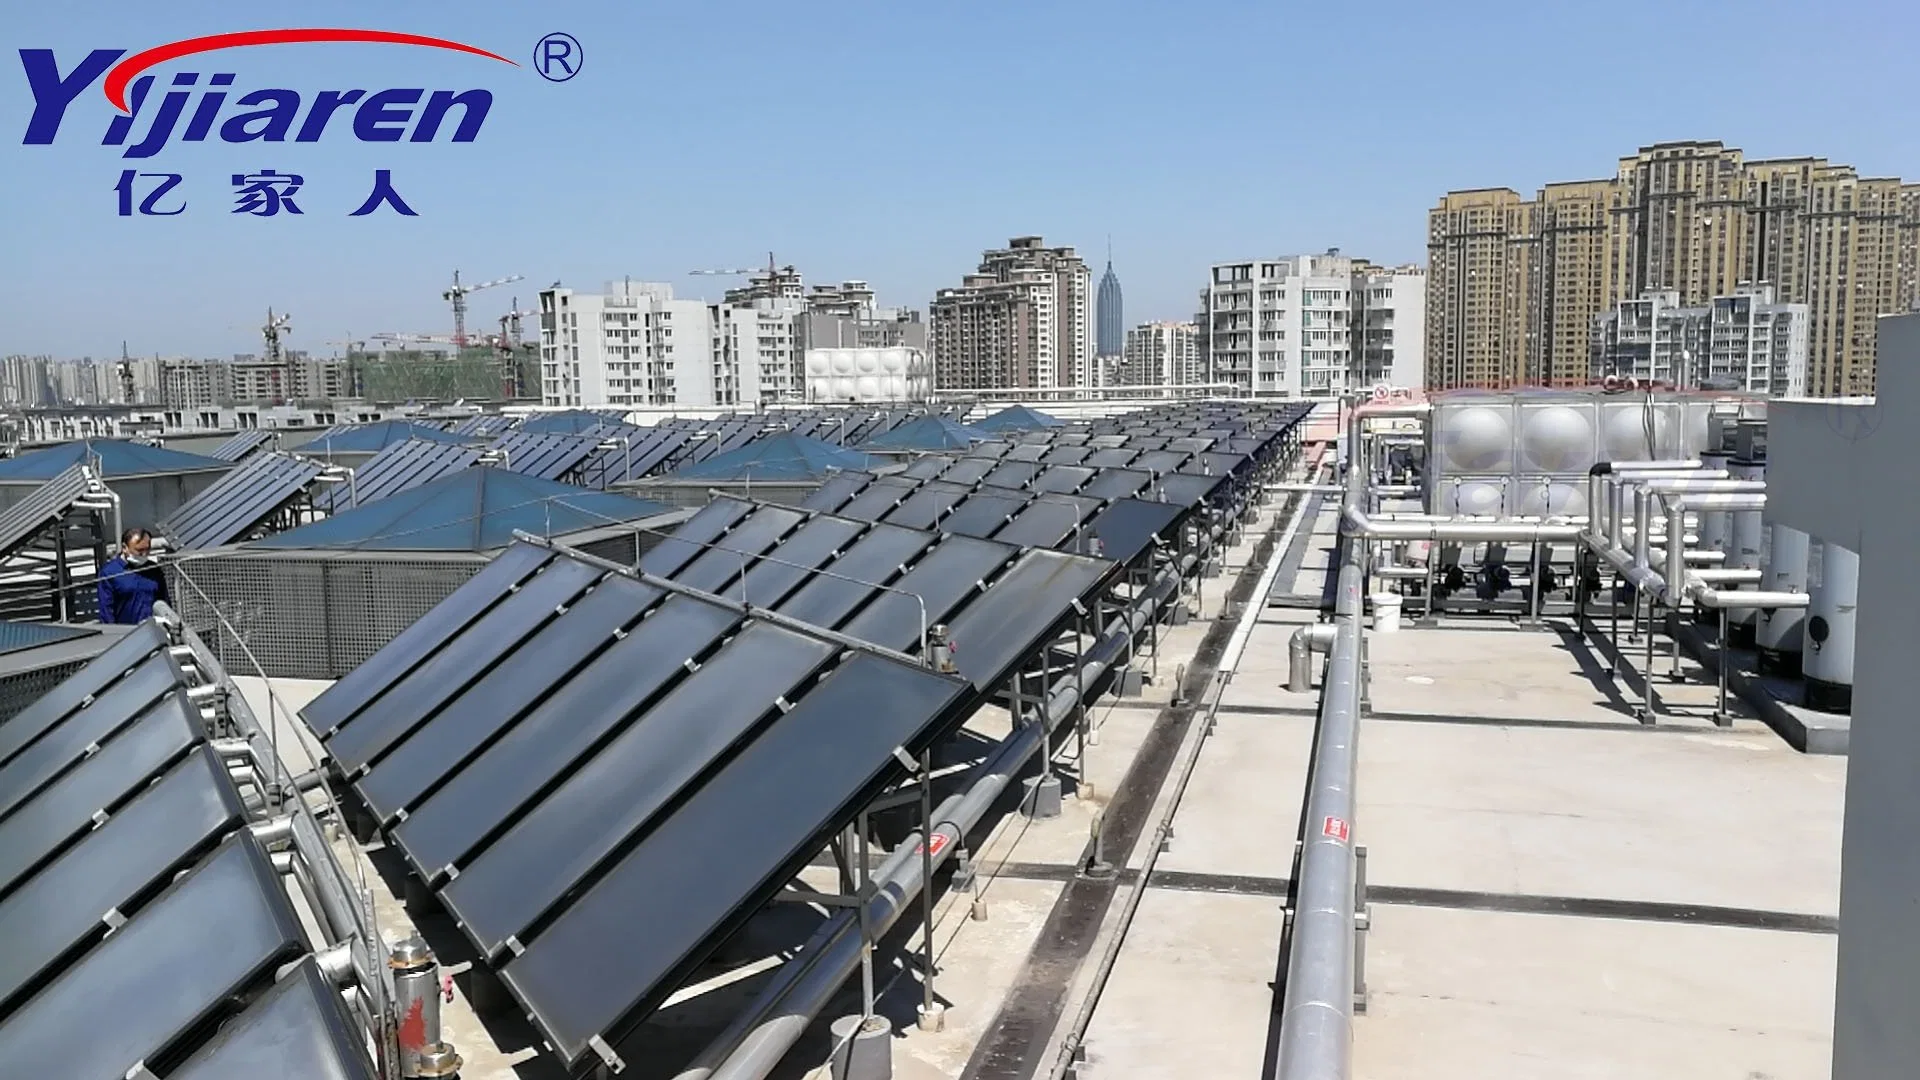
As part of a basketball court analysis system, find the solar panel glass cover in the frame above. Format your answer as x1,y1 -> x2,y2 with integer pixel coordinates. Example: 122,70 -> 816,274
1030,466 -> 1094,496
776,522 -> 930,629
391,597 -> 741,880
1003,444 -> 1048,463
883,481 -> 971,531
498,653 -> 971,1067
798,471 -> 871,513
731,515 -> 866,608
0,654 -> 184,819
935,458 -> 995,486
966,441 -> 1012,460
1042,446 -> 1091,465
839,535 -> 1014,653
326,558 -> 604,773
169,959 -> 374,1080
0,748 -> 242,1011
0,692 -> 200,897
1155,472 -> 1226,507
439,623 -> 836,957
1079,468 -> 1152,501
981,462 -> 1041,491
900,456 -> 952,480
1130,450 -> 1190,475
353,577 -> 663,822
834,477 -> 921,522
944,551 -> 1115,688
0,836 -> 303,1080
938,492 -> 1028,540
303,544 -> 551,735
1084,448 -> 1139,469
636,498 -> 753,579
669,505 -> 804,595
1087,498 -> 1186,565
992,495 -> 1101,550
0,621 -> 165,766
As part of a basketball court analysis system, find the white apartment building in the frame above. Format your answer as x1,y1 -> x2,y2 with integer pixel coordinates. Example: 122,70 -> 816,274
1120,321 -> 1201,387
1199,250 -> 1424,398
539,281 -> 808,408
1591,284 -> 1808,395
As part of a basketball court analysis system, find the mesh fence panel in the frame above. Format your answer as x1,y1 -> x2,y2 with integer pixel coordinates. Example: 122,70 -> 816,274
170,551 -> 486,679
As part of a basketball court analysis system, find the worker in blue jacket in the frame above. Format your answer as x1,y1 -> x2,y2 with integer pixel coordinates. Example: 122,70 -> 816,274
97,527 -> 170,624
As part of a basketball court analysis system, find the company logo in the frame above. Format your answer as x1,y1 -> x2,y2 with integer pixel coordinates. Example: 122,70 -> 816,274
22,29 -> 518,158
18,29 -> 576,218
1823,398 -> 1879,443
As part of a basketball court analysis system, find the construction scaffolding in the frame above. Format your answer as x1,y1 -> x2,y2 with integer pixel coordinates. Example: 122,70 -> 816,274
350,345 -> 539,403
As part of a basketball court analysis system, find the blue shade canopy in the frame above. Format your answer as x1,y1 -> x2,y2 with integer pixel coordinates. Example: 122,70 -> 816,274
252,468 -> 672,552
0,440 -> 228,480
858,416 -> 981,452
670,432 -> 876,482
972,404 -> 1065,433
303,421 -> 469,454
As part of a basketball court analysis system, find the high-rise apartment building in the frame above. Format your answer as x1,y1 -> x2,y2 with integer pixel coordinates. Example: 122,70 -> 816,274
930,236 -> 1092,391
1198,251 -> 1424,398
1592,284 -> 1807,396
1097,259 -> 1124,360
1121,321 -> 1200,386
1427,140 -> 1920,395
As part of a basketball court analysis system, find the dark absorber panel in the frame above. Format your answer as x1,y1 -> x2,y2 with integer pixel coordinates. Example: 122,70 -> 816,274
1155,472 -> 1226,507
0,692 -> 202,898
1083,448 -> 1139,470
390,596 -> 742,882
839,535 -> 1015,654
0,621 -> 167,767
326,558 -> 605,774
670,505 -> 805,595
1079,468 -> 1152,502
499,653 -> 972,1068
1030,466 -> 1095,496
981,462 -> 1042,491
0,653 -> 185,821
945,551 -> 1116,689
882,481 -> 971,532
900,456 -> 953,480
1087,498 -> 1186,566
0,835 -> 303,1080
170,959 -> 374,1080
303,543 -> 553,736
440,623 -> 837,958
0,748 -> 244,1014
636,499 -> 753,579
991,494 -> 1101,551
834,477 -> 922,523
939,492 -> 1028,540
1003,443 -> 1049,463
731,516 -> 867,609
775,522 -> 931,631
936,457 -> 996,486
797,471 -> 871,513
1042,446 -> 1092,466
354,576 -> 663,823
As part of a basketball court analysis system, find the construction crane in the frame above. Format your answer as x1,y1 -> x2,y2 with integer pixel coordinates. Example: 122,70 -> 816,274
442,271 -> 523,348
372,332 -> 457,346
323,338 -> 368,398
689,252 -> 784,277
259,308 -> 293,405
495,298 -> 538,399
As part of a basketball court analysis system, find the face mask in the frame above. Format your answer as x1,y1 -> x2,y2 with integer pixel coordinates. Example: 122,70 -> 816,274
124,551 -> 149,566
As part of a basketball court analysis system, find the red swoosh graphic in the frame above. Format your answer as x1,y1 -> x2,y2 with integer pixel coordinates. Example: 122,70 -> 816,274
104,28 -> 517,112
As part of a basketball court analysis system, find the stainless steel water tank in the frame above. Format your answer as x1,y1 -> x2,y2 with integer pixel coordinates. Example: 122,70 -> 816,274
1754,525 -> 1811,675
1803,541 -> 1858,714
1722,458 -> 1765,645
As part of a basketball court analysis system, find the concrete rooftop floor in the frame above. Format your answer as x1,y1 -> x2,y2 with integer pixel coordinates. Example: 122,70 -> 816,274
236,458 -> 1847,1080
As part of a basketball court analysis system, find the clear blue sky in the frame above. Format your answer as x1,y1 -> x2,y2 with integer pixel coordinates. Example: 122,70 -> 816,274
3,0 -> 1915,359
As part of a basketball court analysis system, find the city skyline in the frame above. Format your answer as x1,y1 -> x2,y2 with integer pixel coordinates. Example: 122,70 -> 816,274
7,1 -> 1917,359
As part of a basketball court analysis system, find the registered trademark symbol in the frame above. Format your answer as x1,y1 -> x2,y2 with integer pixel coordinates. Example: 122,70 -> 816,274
534,32 -> 582,82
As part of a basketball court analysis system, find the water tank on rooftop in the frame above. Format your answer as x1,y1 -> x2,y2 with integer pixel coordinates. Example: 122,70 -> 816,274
1803,540 -> 1857,714
1600,401 -> 1674,462
1517,404 -> 1596,473
1754,525 -> 1811,676
1432,405 -> 1512,474
1723,458 -> 1765,643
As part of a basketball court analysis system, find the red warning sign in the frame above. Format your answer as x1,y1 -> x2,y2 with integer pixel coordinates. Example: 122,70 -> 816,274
1321,816 -> 1350,843
915,832 -> 951,858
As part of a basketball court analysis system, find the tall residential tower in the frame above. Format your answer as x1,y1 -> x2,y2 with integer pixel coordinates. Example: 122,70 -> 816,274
930,236 -> 1093,391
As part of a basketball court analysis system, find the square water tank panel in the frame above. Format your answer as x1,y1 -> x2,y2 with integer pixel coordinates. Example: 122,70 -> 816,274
1430,401 -> 1515,476
1515,402 -> 1598,474
1434,476 -> 1510,517
1512,478 -> 1588,519
1597,400 -> 1683,462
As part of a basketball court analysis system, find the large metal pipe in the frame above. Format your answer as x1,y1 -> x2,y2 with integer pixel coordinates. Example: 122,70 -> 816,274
1288,623 -> 1337,692
1273,447 -> 1366,1080
1342,505 -> 1581,543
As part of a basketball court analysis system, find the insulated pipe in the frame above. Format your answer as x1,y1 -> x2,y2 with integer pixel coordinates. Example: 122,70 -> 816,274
1342,505 -> 1582,543
1288,623 -> 1336,692
1274,453 -> 1365,1080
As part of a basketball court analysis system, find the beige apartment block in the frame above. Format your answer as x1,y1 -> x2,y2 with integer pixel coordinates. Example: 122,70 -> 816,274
1427,141 -> 1920,395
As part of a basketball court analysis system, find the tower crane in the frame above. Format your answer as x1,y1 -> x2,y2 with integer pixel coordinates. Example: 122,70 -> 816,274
118,342 -> 136,405
495,298 -> 539,399
689,252 -> 785,277
324,338 -> 368,398
442,271 -> 523,348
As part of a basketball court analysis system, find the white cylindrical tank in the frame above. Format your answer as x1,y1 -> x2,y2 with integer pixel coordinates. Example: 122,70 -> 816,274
1803,541 -> 1858,714
1723,458 -> 1765,645
1691,449 -> 1733,625
1754,525 -> 1811,675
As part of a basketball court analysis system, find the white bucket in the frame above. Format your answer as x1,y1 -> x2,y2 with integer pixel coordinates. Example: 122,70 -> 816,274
1371,592 -> 1403,633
